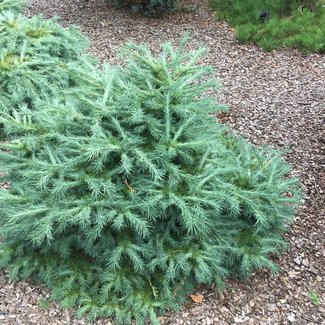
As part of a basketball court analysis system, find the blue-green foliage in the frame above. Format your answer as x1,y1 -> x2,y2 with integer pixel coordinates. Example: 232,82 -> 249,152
0,0 -> 25,14
0,10 -> 301,325
0,11 -> 95,120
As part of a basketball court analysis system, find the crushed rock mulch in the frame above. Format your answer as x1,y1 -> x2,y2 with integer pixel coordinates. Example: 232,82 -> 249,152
1,0 -> 324,324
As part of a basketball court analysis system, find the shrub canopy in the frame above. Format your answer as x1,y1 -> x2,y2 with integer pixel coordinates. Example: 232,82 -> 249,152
0,10 -> 301,325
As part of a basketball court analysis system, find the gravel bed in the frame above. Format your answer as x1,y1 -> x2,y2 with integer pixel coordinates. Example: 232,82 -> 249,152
1,0 -> 325,324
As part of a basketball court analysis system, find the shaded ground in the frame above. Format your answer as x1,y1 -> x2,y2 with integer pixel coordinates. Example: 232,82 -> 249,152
1,0 -> 324,324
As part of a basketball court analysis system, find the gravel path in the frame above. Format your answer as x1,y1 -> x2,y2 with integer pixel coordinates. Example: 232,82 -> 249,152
1,0 -> 325,324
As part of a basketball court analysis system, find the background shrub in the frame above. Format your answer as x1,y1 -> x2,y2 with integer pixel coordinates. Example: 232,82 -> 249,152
112,0 -> 177,16
0,26 -> 301,323
209,0 -> 325,53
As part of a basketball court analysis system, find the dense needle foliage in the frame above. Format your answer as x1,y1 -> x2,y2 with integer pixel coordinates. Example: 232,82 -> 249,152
0,9 -> 95,124
0,0 -> 25,13
0,7 -> 301,325
209,0 -> 325,53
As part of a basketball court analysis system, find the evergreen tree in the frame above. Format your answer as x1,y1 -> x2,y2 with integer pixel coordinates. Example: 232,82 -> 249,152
0,36 -> 300,324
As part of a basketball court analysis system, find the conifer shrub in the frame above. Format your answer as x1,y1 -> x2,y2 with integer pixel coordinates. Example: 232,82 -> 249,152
209,0 -> 325,53
0,0 -> 25,14
0,11 -> 95,120
0,32 -> 301,323
112,0 -> 177,16
0,12 -> 88,58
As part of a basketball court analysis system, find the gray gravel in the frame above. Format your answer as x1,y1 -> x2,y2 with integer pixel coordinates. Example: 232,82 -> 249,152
1,0 -> 325,324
